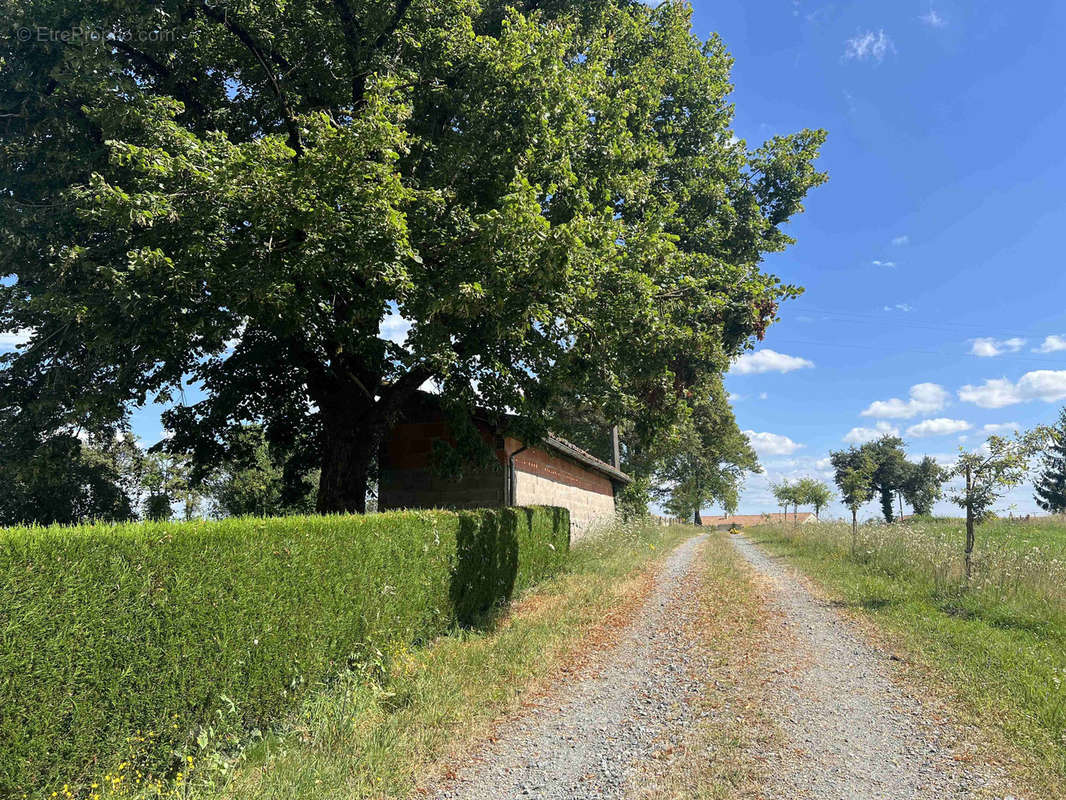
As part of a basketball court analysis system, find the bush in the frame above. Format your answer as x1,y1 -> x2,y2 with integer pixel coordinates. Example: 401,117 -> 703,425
0,506 -> 569,796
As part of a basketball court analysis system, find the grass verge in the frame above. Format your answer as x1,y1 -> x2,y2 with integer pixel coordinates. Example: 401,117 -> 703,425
633,530 -> 776,799
150,519 -> 695,800
746,519 -> 1066,799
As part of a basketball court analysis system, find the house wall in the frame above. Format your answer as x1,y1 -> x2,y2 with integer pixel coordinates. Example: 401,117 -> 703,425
509,439 -> 617,541
378,419 -> 506,511
379,421 -> 620,540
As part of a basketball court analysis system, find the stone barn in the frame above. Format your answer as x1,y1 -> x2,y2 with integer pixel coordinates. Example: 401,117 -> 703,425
378,396 -> 630,540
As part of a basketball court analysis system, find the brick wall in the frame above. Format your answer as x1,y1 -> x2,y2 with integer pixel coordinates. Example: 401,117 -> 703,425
512,467 -> 616,541
379,418 -> 620,539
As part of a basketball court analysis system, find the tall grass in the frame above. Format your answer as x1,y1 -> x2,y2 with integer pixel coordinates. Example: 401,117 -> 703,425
748,518 -> 1066,795
773,518 -> 1066,625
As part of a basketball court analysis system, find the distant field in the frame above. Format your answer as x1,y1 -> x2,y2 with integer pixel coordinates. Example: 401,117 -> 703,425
747,517 -> 1066,798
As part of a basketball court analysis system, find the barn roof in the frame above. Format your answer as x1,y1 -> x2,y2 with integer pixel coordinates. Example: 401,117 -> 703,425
396,390 -> 631,484
542,433 -> 631,484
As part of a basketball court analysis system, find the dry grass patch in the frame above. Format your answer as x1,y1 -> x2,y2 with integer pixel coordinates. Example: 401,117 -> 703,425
633,531 -> 779,800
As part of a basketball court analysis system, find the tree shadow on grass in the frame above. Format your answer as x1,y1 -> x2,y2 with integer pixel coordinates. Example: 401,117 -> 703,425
936,601 -> 1052,637
830,596 -> 898,612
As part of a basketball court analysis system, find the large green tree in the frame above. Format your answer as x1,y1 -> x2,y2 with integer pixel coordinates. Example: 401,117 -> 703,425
901,455 -> 945,517
0,429 -> 136,525
1034,407 -> 1066,513
860,436 -> 908,523
656,378 -> 759,524
0,0 -> 825,512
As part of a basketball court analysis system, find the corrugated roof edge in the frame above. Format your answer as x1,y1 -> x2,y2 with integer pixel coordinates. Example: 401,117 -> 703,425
542,433 -> 632,485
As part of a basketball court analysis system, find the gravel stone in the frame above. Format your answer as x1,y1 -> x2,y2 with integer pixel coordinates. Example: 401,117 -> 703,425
430,534 -> 709,800
729,533 -> 1017,800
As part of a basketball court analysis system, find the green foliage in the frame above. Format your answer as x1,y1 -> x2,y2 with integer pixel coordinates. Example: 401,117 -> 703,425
0,506 -> 568,796
1035,408 -> 1066,514
0,430 -> 136,526
862,436 -> 908,522
795,476 -> 833,519
830,446 -> 876,515
657,378 -> 760,523
770,479 -> 798,515
949,431 -> 1048,523
203,425 -> 317,518
0,0 -> 826,513
901,455 -> 945,517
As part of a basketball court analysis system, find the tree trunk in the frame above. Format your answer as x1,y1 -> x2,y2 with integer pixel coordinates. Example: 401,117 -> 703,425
851,508 -> 858,557
880,486 -> 894,523
315,395 -> 382,514
898,492 -> 904,521
964,465 -> 975,582
693,506 -> 702,525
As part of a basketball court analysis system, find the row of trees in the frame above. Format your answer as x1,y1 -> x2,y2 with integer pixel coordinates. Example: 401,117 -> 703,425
770,477 -> 833,522
828,426 -> 1056,577
0,426 -> 316,526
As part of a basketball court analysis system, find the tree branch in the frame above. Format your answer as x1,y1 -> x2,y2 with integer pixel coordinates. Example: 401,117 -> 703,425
112,41 -> 208,119
331,0 -> 415,108
197,1 -> 303,156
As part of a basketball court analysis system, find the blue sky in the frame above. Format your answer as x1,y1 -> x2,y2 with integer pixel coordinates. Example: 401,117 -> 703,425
4,1 -> 1064,519
705,0 -> 1066,517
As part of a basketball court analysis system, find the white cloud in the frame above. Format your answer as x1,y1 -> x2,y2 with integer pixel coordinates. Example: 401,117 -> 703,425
958,370 -> 1066,408
1033,335 -> 1066,354
379,312 -> 412,345
872,259 -> 897,268
891,234 -> 910,246
843,420 -> 899,445
982,422 -> 1021,435
906,417 -> 971,438
732,349 -> 814,375
0,328 -> 32,350
861,383 -> 949,419
758,392 -> 769,400
844,30 -> 895,62
883,303 -> 913,312
970,337 -> 1026,357
919,10 -> 946,27
743,430 -> 804,456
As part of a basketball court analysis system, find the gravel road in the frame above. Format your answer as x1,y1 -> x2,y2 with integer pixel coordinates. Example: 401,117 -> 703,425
431,534 -> 709,800
730,533 -> 1014,800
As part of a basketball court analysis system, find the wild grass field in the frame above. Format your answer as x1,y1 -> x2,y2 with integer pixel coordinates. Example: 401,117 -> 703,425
747,516 -> 1066,795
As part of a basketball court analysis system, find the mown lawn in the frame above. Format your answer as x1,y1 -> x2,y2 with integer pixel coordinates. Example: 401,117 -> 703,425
746,518 -> 1066,798
149,520 -> 697,800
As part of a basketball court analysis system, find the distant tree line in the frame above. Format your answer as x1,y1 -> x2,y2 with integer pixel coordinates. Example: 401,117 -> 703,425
0,425 -> 316,526
824,414 -> 1065,579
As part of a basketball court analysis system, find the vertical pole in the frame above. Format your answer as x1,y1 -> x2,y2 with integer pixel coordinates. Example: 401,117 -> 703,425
964,464 -> 974,581
610,425 -> 620,470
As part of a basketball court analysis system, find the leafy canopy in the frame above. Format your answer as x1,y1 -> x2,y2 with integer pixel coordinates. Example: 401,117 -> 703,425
0,0 -> 826,511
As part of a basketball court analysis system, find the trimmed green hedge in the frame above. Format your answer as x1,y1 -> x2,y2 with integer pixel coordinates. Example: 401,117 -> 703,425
0,506 -> 569,795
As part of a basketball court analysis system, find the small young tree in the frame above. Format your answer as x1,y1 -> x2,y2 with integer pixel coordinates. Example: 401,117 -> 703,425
1034,407 -> 1066,513
830,446 -> 876,555
949,430 -> 1048,580
771,480 -> 794,520
804,478 -> 834,520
